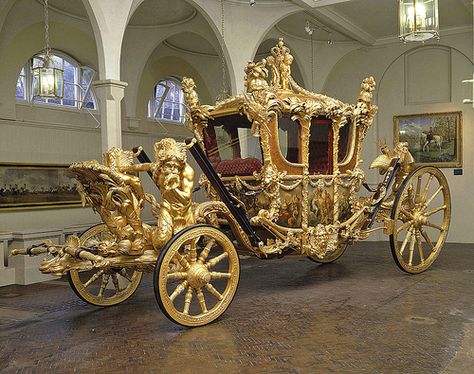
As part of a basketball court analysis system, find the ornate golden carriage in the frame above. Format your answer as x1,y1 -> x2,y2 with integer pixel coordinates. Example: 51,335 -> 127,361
12,39 -> 451,327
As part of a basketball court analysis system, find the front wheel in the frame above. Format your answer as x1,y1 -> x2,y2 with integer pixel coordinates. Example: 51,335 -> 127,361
68,223 -> 143,307
154,224 -> 240,327
389,166 -> 451,274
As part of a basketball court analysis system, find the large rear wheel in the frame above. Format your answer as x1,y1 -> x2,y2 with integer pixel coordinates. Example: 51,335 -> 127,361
68,224 -> 143,306
389,167 -> 451,274
155,224 -> 240,327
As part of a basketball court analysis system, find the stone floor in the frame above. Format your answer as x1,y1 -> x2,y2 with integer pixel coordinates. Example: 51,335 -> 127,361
0,242 -> 473,373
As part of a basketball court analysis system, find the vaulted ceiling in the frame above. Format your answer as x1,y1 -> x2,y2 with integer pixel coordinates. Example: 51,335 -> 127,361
41,0 -> 473,46
286,0 -> 472,44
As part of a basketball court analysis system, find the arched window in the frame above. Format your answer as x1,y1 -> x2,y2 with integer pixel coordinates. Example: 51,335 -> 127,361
148,78 -> 185,123
16,51 -> 97,110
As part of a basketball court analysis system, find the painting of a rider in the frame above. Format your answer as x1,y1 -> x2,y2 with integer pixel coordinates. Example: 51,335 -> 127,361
427,126 -> 434,142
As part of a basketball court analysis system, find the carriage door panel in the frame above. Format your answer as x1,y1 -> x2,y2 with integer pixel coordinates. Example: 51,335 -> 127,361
308,118 -> 335,226
273,115 -> 304,228
308,118 -> 333,175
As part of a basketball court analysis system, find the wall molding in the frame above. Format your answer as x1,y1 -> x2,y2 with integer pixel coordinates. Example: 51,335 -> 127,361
404,46 -> 452,105
163,40 -> 219,58
127,9 -> 197,29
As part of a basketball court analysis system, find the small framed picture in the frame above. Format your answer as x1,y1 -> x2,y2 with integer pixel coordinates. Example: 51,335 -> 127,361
394,111 -> 462,168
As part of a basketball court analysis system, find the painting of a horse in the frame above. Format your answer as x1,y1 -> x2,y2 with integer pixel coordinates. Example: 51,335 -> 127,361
394,112 -> 462,168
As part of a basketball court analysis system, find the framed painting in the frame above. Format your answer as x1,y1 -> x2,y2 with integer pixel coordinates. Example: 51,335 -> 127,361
394,111 -> 462,168
0,163 -> 81,211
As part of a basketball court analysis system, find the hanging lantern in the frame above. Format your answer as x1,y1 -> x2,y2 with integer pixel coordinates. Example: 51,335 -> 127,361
33,0 -> 64,99
399,0 -> 440,43
32,55 -> 64,99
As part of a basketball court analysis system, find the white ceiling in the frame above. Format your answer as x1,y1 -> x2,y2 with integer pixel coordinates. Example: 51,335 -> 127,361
165,32 -> 218,56
277,11 -> 352,41
45,0 -> 88,19
128,0 -> 195,26
46,0 -> 196,27
43,0 -> 472,45
329,0 -> 472,39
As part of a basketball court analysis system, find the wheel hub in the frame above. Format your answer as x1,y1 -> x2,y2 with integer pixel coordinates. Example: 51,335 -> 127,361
187,264 -> 210,289
413,211 -> 427,228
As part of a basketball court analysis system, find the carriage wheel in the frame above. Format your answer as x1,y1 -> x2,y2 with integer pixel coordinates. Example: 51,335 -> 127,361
307,242 -> 348,263
390,166 -> 451,274
68,224 -> 143,307
154,224 -> 240,327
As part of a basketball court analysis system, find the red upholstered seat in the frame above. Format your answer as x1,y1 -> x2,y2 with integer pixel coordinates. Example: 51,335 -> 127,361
215,157 -> 262,176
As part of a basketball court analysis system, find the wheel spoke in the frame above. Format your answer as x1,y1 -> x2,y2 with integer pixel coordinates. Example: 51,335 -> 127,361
111,274 -> 122,292
188,239 -> 199,264
196,288 -> 208,313
424,205 -> 446,217
400,208 -> 415,221
408,232 -> 416,266
416,233 -> 425,264
205,283 -> 224,300
98,274 -> 110,297
415,175 -> 422,202
420,228 -> 435,250
425,221 -> 443,231
198,239 -> 216,264
206,252 -> 229,269
397,220 -> 413,234
423,186 -> 443,209
169,280 -> 189,302
183,287 -> 193,315
174,253 -> 190,271
400,228 -> 413,255
119,268 -> 133,282
83,269 -> 104,288
210,272 -> 231,280
420,174 -> 434,203
167,272 -> 188,281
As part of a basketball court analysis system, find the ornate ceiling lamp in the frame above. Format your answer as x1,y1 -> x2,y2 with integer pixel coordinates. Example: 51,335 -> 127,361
32,0 -> 64,99
399,0 -> 440,43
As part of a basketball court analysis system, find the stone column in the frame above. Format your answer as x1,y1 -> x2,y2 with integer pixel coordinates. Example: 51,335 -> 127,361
0,232 -> 15,287
92,79 -> 128,152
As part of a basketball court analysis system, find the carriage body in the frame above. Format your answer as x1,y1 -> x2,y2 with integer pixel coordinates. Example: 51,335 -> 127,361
11,39 -> 451,327
183,39 -> 378,260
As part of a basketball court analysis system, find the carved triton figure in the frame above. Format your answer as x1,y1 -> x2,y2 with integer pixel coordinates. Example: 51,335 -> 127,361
12,38 -> 451,328
120,138 -> 195,250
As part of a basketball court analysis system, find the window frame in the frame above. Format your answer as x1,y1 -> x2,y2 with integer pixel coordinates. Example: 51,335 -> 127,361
148,77 -> 185,124
16,50 -> 97,111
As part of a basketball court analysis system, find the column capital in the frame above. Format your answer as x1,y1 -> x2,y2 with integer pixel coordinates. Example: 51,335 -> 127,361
92,79 -> 128,89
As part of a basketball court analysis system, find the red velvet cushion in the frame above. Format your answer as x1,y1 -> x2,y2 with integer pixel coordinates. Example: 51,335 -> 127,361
215,158 -> 262,176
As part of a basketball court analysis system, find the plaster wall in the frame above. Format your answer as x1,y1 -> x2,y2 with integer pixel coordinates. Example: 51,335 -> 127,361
0,0 -> 472,248
0,0 -> 218,235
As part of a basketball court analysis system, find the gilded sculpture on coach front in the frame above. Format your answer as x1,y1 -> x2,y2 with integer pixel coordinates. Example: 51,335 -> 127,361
12,38 -> 451,328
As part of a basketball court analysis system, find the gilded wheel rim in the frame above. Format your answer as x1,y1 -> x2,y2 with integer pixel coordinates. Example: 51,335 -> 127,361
156,226 -> 240,327
390,167 -> 451,274
68,224 -> 142,307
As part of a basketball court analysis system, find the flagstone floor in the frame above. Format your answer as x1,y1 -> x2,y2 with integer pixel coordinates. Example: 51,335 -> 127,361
1,242 -> 473,373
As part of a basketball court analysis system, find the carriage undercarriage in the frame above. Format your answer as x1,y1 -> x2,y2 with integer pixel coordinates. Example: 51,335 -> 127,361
11,39 -> 451,327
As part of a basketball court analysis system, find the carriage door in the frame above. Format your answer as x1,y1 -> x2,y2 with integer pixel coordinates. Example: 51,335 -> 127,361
308,117 -> 334,225
275,115 -> 304,228
308,117 -> 333,174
